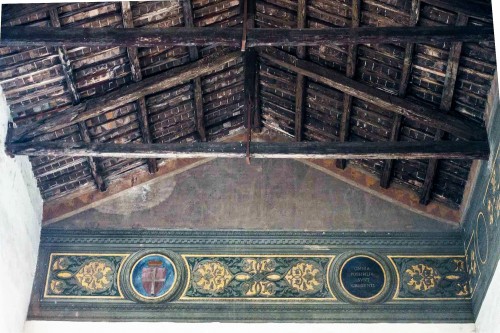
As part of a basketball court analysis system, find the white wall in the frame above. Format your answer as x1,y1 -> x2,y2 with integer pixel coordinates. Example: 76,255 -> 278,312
23,322 -> 476,333
0,88 -> 43,333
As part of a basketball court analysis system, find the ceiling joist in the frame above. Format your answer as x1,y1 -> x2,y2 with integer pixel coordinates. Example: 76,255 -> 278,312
6,140 -> 490,160
258,47 -> 487,141
0,25 -> 493,48
11,51 -> 241,142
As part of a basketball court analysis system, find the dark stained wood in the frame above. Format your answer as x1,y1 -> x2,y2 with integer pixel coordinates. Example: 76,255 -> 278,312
420,0 -> 492,20
380,0 -> 420,188
1,26 -> 493,47
1,3 -> 63,22
182,0 -> 206,141
48,8 -> 80,104
13,51 -> 241,141
337,0 -> 360,169
137,97 -> 158,174
258,47 -> 487,141
244,49 -> 258,130
49,8 -> 106,192
380,114 -> 403,188
247,26 -> 493,46
440,14 -> 469,112
7,140 -> 490,160
121,1 -> 142,82
121,2 -> 156,173
420,13 -> 469,205
77,122 -> 106,192
294,0 -> 307,142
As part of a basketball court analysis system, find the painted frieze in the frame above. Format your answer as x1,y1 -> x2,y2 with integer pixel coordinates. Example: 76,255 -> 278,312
45,254 -> 126,298
181,256 -> 333,299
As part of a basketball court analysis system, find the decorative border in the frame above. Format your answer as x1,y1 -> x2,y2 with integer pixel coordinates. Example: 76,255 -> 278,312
44,253 -> 128,299
30,230 -> 474,322
179,254 -> 336,301
389,255 -> 470,301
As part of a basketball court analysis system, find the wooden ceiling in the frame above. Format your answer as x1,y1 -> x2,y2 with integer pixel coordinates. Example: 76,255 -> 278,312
0,0 -> 496,217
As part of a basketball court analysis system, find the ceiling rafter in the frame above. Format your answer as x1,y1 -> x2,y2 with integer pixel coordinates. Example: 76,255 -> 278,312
419,13 -> 469,205
243,0 -> 258,130
294,0 -> 307,142
336,0 -> 361,169
48,8 -> 106,192
182,0 -> 207,142
380,0 -> 420,189
11,51 -> 241,142
121,1 -> 158,174
257,47 -> 487,141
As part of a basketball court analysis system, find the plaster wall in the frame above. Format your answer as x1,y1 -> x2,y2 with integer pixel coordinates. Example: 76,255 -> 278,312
0,88 -> 43,333
24,322 -> 476,333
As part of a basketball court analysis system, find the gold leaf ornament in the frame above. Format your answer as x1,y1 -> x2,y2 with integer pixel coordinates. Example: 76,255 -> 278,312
284,261 -> 323,294
75,260 -> 114,293
192,260 -> 234,294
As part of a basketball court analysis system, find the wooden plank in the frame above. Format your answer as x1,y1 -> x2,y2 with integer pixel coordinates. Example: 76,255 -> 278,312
1,26 -> 493,47
1,3 -> 63,22
244,49 -> 258,130
380,114 -> 403,188
420,0 -> 492,20
294,0 -> 308,142
48,8 -> 80,104
258,47 -> 487,141
121,1 -> 142,82
50,8 -> 106,192
121,2 -> 157,173
77,122 -> 106,192
12,51 -> 241,141
7,140 -> 490,160
137,97 -> 158,174
182,0 -> 206,141
380,0 -> 420,188
419,13 -> 469,205
337,0 -> 361,169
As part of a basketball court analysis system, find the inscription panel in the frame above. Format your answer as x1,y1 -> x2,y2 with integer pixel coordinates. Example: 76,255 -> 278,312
340,256 -> 385,300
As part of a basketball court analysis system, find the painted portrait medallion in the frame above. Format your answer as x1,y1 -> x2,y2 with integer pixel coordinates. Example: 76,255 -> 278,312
130,254 -> 176,299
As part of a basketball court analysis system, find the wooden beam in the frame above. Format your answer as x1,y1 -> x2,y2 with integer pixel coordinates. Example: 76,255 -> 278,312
77,122 -> 106,192
182,0 -> 206,141
258,47 -> 487,141
7,140 -> 490,160
337,0 -> 361,169
12,51 -> 241,141
121,1 -> 142,82
137,97 -> 158,174
48,8 -> 80,104
49,8 -> 106,192
419,13 -> 469,205
294,0 -> 307,142
1,26 -> 493,48
380,0 -> 420,188
380,114 -> 403,188
420,0 -> 492,20
121,2 -> 157,173
244,49 -> 258,130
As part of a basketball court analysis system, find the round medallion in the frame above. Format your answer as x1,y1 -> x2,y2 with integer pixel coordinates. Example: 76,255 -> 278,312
330,252 -> 394,304
120,250 -> 186,303
130,254 -> 176,299
339,255 -> 385,300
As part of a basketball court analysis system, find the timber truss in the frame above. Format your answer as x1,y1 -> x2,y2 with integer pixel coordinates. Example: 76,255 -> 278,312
1,0 -> 495,207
